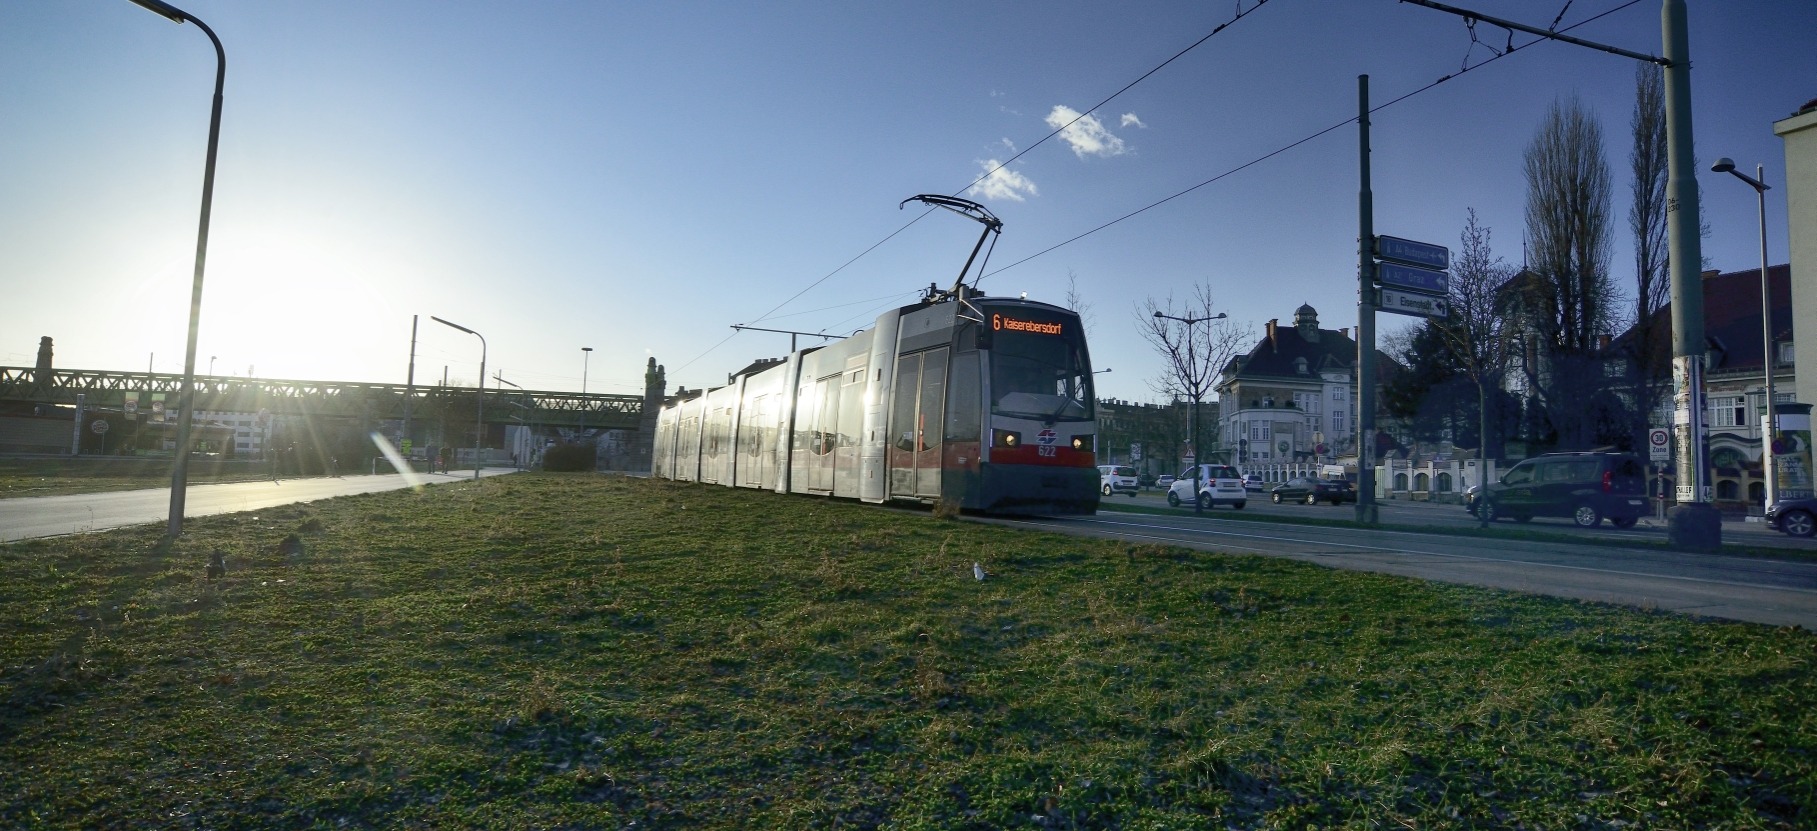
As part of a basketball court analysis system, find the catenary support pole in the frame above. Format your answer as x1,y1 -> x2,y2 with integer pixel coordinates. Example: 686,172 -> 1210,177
1355,74 -> 1378,525
1661,0 -> 1718,548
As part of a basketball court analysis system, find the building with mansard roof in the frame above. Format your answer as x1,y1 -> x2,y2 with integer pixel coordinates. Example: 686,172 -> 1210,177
1215,304 -> 1401,467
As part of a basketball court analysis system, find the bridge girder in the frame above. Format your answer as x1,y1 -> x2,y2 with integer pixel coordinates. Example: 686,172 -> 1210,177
0,367 -> 643,431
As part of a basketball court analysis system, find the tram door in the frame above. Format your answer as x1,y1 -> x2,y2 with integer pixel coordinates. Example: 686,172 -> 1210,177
740,395 -> 767,488
811,376 -> 840,492
889,347 -> 948,498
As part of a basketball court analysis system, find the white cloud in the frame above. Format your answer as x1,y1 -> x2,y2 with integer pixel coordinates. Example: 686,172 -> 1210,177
1120,113 -> 1146,129
998,137 -> 1017,152
969,159 -> 1037,202
1044,105 -> 1127,159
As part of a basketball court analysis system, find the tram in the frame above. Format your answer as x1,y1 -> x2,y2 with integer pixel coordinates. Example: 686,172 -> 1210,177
651,287 -> 1100,515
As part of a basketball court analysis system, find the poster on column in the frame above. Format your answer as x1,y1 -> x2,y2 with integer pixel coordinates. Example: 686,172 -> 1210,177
1775,405 -> 1813,500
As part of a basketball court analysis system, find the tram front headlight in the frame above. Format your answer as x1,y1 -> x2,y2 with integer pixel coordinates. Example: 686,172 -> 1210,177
1071,434 -> 1092,451
993,429 -> 1021,448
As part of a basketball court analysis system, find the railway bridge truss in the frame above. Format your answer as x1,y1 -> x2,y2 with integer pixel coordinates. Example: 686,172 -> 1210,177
0,367 -> 643,431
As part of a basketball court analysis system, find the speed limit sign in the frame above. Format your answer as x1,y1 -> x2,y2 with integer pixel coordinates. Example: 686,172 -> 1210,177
1648,427 -> 1670,461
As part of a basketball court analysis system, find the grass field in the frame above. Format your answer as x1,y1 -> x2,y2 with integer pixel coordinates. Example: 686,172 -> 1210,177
1,474 -> 1812,829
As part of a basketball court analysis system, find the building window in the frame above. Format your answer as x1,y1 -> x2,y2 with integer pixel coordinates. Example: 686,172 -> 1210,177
1780,342 -> 1795,364
1294,357 -> 1309,375
1333,413 -> 1345,433
1708,396 -> 1745,428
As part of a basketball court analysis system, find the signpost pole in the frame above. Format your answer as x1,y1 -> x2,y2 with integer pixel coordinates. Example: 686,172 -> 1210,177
1355,74 -> 1378,525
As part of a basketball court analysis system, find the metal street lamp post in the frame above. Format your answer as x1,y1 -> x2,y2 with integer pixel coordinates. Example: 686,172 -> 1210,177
128,0 -> 226,539
581,347 -> 594,394
1712,158 -> 1778,506
1153,310 -> 1227,514
431,316 -> 486,481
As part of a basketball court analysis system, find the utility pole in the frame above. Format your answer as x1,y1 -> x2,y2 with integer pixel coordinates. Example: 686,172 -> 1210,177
1394,0 -> 1714,547
1660,0 -> 1718,548
402,315 -> 418,456
1355,74 -> 1379,525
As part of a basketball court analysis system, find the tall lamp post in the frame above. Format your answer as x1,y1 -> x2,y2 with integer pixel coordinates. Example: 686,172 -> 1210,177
431,316 -> 486,481
1153,310 -> 1226,514
581,347 -> 594,394
129,0 -> 226,539
1712,158 -> 1778,506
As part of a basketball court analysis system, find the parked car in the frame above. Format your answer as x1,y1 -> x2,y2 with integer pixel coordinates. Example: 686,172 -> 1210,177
1271,477 -> 1355,505
1765,496 -> 1817,537
1138,472 -> 1158,489
1155,473 -> 1176,490
1097,464 -> 1141,497
1467,452 -> 1647,528
1242,474 -> 1265,492
1167,464 -> 1247,509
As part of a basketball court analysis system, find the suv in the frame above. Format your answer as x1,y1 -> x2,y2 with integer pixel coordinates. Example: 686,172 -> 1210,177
1271,476 -> 1356,505
1242,474 -> 1265,492
1469,452 -> 1647,528
1167,464 -> 1247,509
1098,465 -> 1140,497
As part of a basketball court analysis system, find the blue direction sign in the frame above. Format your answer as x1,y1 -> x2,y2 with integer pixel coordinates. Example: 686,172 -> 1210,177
1376,261 -> 1450,295
1375,235 -> 1449,270
1379,288 -> 1449,319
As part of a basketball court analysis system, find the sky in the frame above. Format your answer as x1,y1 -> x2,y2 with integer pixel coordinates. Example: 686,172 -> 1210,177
3,0 -> 1812,403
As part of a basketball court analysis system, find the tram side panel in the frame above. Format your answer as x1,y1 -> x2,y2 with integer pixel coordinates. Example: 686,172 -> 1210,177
674,394 -> 704,482
653,406 -> 677,479
699,385 -> 737,485
832,330 -> 872,499
858,310 -> 901,503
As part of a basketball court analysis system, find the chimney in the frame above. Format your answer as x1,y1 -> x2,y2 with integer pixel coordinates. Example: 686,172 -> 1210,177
1339,327 -> 1349,339
1266,319 -> 1278,352
35,336 -> 53,380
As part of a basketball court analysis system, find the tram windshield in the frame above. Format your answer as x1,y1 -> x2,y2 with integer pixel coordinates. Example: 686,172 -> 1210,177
987,312 -> 1093,421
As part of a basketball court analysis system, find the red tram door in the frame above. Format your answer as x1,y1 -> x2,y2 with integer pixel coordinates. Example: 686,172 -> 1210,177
889,347 -> 948,499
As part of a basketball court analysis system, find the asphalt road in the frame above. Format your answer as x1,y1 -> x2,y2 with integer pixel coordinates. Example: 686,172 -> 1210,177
983,506 -> 1817,629
0,468 -> 517,543
1108,487 -> 1817,551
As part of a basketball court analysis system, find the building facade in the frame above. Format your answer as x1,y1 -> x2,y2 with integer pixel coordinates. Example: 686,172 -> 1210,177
1216,305 -> 1369,468
1775,98 -> 1817,403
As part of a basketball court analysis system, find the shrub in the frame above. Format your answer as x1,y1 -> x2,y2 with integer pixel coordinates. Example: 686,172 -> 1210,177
542,443 -> 596,472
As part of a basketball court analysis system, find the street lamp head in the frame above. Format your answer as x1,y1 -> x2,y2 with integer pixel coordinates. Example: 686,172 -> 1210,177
1213,312 -> 1229,320
1153,311 -> 1164,318
430,315 -> 475,336
1711,158 -> 1736,174
126,0 -> 187,23
582,347 -> 593,353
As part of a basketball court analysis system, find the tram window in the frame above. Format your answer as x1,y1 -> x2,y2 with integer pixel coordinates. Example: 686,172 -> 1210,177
892,355 -> 920,452
989,320 -> 1092,420
944,352 -> 981,442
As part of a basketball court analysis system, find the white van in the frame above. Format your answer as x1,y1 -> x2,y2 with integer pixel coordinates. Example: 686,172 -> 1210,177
1098,464 -> 1140,497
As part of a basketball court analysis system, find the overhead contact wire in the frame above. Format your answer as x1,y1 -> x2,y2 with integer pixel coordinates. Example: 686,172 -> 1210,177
980,0 -> 1646,278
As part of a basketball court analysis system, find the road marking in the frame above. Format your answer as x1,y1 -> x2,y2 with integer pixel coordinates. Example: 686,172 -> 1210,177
1014,517 -> 1817,596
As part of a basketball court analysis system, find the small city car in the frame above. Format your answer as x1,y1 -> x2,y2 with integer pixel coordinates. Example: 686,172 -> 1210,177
1167,464 -> 1247,509
1468,452 -> 1647,528
1098,465 -> 1141,497
1271,476 -> 1355,505
1765,496 -> 1817,537
1155,474 -> 1177,490
1242,474 -> 1265,492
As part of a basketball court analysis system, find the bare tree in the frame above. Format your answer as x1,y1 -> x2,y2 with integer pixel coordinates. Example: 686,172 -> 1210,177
1137,282 -> 1252,472
1436,210 -> 1516,524
1630,64 -> 1670,325
1520,96 -> 1620,449
1063,269 -> 1096,339
1524,94 -> 1616,352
